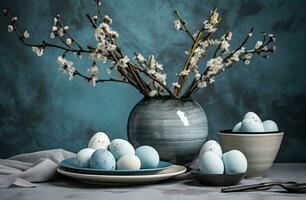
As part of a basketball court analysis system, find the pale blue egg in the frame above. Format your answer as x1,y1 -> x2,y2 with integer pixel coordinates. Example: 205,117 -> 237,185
108,139 -> 135,160
232,122 -> 242,132
263,120 -> 279,132
89,149 -> 116,170
222,150 -> 247,173
240,118 -> 265,132
74,148 -> 95,168
243,112 -> 262,123
136,146 -> 160,169
199,151 -> 224,174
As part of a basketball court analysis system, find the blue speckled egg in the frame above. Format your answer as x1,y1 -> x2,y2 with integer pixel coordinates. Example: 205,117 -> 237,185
108,139 -> 135,160
135,146 -> 160,169
117,155 -> 141,170
243,112 -> 262,123
88,132 -> 110,150
263,120 -> 279,132
240,118 -> 265,132
232,122 -> 242,132
199,151 -> 224,174
222,150 -> 248,174
74,148 -> 95,168
89,149 -> 116,170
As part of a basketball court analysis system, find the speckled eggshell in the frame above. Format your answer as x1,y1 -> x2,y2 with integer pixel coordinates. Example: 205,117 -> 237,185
89,149 -> 116,170
108,139 -> 135,160
117,155 -> 141,170
243,112 -> 262,123
199,151 -> 224,174
199,140 -> 222,158
263,120 -> 279,132
88,132 -> 110,150
232,122 -> 242,132
74,148 -> 95,168
135,146 -> 160,169
240,117 -> 265,132
222,150 -> 248,174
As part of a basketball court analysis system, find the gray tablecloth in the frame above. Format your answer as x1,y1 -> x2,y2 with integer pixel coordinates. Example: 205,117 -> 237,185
0,163 -> 305,200
0,149 -> 75,188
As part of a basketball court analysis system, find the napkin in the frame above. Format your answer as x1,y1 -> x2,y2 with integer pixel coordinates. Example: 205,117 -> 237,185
0,149 -> 75,188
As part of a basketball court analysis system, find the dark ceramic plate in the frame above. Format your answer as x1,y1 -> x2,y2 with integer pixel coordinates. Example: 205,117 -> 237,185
60,157 -> 172,175
191,169 -> 246,186
220,129 -> 283,134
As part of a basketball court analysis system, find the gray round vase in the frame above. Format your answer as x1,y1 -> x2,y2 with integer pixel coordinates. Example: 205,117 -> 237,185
128,97 -> 208,165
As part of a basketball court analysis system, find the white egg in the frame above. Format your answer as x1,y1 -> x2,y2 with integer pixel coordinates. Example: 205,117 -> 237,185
190,140 -> 222,169
88,132 -> 110,150
74,148 -> 95,168
263,120 -> 279,132
109,139 -> 135,160
240,117 -> 265,132
243,112 -> 262,123
117,155 -> 141,170
232,122 -> 242,132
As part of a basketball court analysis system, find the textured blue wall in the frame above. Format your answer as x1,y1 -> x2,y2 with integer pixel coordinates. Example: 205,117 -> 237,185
0,0 -> 305,162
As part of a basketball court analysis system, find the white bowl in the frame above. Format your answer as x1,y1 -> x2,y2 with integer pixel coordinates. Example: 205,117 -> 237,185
218,130 -> 284,178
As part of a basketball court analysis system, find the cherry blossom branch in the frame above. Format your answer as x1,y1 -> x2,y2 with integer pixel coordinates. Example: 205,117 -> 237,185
174,10 -> 195,41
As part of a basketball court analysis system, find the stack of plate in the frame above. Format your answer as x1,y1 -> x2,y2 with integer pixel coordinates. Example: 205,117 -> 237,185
57,158 -> 186,185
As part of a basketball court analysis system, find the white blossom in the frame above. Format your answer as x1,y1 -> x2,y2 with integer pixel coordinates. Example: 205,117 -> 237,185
90,51 -> 107,63
248,33 -> 253,37
255,41 -> 263,49
66,38 -> 72,45
172,82 -> 181,88
244,53 -> 253,60
57,28 -> 64,37
220,40 -> 230,53
105,66 -> 112,74
23,31 -> 30,38
52,26 -> 58,32
225,32 -> 232,41
88,65 -> 99,87
32,47 -> 44,56
149,90 -> 158,97
50,32 -> 55,38
103,15 -> 112,24
53,17 -> 58,25
7,25 -> 13,32
174,19 -> 182,30
180,69 -> 190,76
116,56 -> 130,68
244,60 -> 250,65
198,81 -> 207,88
92,16 -> 98,21
63,26 -> 69,30
12,16 -> 17,21
206,57 -> 224,76
57,56 -> 75,80
134,53 -> 146,64
106,44 -> 116,51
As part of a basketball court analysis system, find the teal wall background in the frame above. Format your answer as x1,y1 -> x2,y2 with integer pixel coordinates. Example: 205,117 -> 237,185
0,0 -> 305,162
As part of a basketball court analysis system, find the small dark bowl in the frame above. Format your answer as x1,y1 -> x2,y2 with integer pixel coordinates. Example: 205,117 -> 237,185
191,169 -> 246,186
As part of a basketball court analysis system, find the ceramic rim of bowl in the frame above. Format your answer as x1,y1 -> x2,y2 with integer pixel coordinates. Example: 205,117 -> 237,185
218,130 -> 284,137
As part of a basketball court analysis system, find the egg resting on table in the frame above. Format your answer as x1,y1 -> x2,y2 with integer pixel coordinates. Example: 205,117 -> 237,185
74,148 -> 95,168
222,150 -> 247,174
199,151 -> 224,174
263,120 -> 279,132
89,149 -> 116,170
88,132 -> 110,150
135,146 -> 160,169
108,139 -> 135,160
117,155 -> 141,170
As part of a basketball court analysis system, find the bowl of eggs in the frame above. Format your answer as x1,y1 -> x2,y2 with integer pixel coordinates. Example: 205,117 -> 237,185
191,140 -> 247,186
61,132 -> 172,175
218,112 -> 284,178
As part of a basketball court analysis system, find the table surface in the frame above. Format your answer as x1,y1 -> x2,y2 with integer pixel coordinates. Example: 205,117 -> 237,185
1,163 -> 305,200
